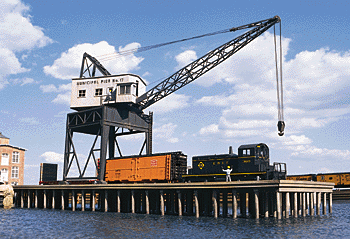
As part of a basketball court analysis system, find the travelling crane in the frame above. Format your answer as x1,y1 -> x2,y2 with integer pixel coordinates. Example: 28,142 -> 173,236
64,16 -> 285,182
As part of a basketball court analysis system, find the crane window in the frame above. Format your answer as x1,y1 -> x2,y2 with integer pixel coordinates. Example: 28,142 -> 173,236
95,88 -> 103,96
78,90 -> 86,97
120,84 -> 131,95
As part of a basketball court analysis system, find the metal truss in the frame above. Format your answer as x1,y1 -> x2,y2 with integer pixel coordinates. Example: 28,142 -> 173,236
63,105 -> 153,182
80,52 -> 111,78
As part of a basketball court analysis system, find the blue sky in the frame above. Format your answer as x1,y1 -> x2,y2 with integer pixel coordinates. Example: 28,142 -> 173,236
1,0 -> 350,184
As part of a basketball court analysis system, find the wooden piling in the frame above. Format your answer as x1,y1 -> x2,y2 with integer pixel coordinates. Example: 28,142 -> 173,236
302,193 -> 306,217
293,192 -> 298,217
92,190 -> 95,212
329,193 -> 332,213
212,190 -> 218,218
177,190 -> 182,216
21,190 -> 24,208
232,190 -> 237,219
43,190 -> 47,209
35,190 -> 38,208
52,190 -> 55,209
105,190 -> 108,212
194,190 -> 199,218
81,190 -> 85,211
145,190 -> 149,214
276,192 -> 281,219
285,192 -> 290,218
61,190 -> 64,210
160,190 -> 165,216
117,190 -> 120,213
316,192 -> 321,215
254,190 -> 259,219
72,190 -> 75,211
310,192 -> 314,215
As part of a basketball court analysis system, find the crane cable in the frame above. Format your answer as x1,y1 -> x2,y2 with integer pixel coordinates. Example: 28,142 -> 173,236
274,22 -> 285,136
95,29 -> 231,63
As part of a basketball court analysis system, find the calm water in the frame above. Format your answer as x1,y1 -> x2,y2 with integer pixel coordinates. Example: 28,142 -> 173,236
0,201 -> 349,238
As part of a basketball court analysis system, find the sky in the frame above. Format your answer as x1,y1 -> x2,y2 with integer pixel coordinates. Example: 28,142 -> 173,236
1,0 -> 350,184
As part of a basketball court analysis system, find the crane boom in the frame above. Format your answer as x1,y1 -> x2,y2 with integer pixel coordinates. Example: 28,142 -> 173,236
136,16 -> 281,110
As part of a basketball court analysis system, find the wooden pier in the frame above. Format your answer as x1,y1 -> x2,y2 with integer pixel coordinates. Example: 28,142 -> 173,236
13,180 -> 334,218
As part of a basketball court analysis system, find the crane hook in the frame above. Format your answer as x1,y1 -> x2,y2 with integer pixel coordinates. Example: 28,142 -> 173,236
277,121 -> 285,136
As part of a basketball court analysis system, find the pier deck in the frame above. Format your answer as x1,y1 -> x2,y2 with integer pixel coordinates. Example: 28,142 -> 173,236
13,180 -> 334,218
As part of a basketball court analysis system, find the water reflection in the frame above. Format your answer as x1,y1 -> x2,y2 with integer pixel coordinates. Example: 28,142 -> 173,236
0,200 -> 349,238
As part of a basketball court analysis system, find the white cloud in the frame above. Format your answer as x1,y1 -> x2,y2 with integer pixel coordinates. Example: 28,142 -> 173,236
147,93 -> 191,113
199,124 -> 219,135
52,91 -> 71,105
175,50 -> 197,69
283,135 -> 312,145
19,117 -> 39,125
153,123 -> 179,143
44,41 -> 144,80
289,145 -> 350,159
0,0 -> 52,89
40,83 -> 71,105
11,77 -> 39,86
40,151 -> 64,163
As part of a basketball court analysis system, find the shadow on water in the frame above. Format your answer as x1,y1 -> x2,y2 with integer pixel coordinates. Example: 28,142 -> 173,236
0,200 -> 349,238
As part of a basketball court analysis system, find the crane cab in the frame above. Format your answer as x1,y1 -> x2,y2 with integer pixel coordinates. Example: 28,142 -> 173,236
70,74 -> 147,111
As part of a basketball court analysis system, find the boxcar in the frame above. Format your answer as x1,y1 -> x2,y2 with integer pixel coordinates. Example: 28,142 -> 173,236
105,152 -> 187,183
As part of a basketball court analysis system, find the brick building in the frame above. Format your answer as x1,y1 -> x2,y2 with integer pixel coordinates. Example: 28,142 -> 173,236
0,132 -> 25,185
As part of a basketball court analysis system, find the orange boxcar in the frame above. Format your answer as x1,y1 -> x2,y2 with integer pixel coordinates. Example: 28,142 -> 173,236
105,152 -> 187,183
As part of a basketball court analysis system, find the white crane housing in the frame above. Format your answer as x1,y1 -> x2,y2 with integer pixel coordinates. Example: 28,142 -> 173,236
70,74 -> 147,110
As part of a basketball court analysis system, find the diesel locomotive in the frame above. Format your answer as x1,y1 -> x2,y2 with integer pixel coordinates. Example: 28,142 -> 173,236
182,143 -> 287,182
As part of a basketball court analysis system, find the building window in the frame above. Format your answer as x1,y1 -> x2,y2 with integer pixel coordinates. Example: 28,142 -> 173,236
95,88 -> 103,96
11,182 -> 18,186
1,153 -> 9,165
12,152 -> 19,163
1,168 -> 8,181
78,90 -> 86,97
11,166 -> 19,179
120,84 -> 131,95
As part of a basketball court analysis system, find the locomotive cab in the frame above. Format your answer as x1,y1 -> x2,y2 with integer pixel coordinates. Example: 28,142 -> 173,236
238,143 -> 269,161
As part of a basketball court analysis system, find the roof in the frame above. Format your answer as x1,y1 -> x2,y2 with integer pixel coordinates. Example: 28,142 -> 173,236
238,143 -> 268,149
0,132 -> 9,139
0,144 -> 26,151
